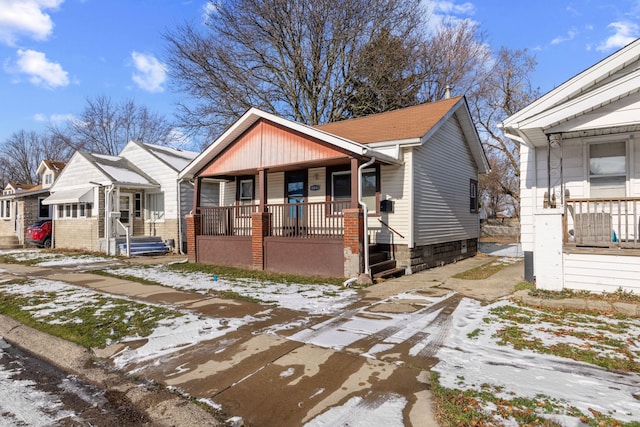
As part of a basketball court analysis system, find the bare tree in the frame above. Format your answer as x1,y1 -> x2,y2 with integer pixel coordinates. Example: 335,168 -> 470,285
468,47 -> 541,210
343,29 -> 422,118
164,0 -> 424,139
51,96 -> 176,155
479,151 -> 519,218
0,130 -> 72,185
417,19 -> 492,102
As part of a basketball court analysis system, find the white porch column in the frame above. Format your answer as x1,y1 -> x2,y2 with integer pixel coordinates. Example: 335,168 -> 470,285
533,208 -> 564,290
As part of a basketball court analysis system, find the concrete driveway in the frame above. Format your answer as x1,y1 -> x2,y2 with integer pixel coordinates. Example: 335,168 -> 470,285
0,254 -> 524,426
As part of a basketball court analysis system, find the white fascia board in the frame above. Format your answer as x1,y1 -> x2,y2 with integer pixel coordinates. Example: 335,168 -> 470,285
521,69 -> 640,130
503,39 -> 640,128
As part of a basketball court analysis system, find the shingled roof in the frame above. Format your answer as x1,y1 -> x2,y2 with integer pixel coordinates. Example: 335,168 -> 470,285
315,96 -> 463,144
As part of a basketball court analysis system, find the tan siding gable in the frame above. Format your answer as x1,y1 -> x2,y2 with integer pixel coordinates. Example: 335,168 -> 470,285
200,120 -> 349,176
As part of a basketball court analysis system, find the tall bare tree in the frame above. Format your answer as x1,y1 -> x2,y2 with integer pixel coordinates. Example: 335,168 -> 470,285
417,19 -> 492,102
343,29 -> 422,118
164,0 -> 423,140
468,47 -> 541,212
51,96 -> 175,155
0,130 -> 72,185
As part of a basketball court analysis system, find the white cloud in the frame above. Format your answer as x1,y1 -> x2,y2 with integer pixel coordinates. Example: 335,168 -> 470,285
597,21 -> 639,51
131,51 -> 167,93
433,1 -> 475,15
10,49 -> 69,89
0,0 -> 63,46
551,28 -> 578,45
33,112 -> 75,124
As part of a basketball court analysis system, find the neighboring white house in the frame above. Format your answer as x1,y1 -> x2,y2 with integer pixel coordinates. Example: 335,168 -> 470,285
44,141 -> 198,255
0,160 -> 66,248
179,97 -> 488,278
501,38 -> 640,293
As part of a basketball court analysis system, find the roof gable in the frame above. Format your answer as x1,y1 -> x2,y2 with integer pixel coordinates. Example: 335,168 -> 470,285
121,141 -> 200,172
198,119 -> 356,176
502,39 -> 640,147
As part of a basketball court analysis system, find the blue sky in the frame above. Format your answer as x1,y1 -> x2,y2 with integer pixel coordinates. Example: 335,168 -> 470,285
1,0 -> 639,146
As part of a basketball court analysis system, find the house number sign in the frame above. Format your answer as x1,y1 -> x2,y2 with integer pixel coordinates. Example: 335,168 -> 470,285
310,184 -> 321,191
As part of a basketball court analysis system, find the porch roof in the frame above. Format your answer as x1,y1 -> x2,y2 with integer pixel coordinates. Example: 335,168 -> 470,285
501,39 -> 640,148
42,187 -> 94,205
179,108 -> 401,180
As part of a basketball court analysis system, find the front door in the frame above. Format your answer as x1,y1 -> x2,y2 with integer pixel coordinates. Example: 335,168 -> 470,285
285,171 -> 307,236
118,193 -> 133,235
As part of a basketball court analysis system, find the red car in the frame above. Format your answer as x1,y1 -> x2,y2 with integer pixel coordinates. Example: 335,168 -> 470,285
25,220 -> 52,248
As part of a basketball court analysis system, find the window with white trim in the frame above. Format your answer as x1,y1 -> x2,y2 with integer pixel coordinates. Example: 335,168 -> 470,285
146,193 -> 164,221
330,168 -> 378,214
589,141 -> 626,198
45,173 -> 52,184
0,200 -> 10,219
239,178 -> 254,205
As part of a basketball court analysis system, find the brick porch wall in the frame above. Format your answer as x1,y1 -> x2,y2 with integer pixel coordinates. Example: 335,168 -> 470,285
343,208 -> 364,277
185,214 -> 200,263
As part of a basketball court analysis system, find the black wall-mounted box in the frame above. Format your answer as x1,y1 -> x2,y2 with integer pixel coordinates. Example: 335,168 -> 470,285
380,199 -> 394,212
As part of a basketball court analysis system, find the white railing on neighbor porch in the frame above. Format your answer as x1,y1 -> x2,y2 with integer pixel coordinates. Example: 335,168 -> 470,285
564,197 -> 640,248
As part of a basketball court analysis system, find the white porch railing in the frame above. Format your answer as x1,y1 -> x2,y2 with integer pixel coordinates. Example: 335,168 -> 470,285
564,198 -> 640,248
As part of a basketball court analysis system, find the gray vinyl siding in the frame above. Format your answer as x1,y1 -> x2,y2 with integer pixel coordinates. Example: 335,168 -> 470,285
413,116 -> 479,245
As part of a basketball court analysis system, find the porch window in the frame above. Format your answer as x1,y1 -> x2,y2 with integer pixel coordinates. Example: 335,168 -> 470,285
78,203 -> 92,218
589,141 -> 626,198
0,200 -> 10,219
146,193 -> 165,221
330,167 -> 378,214
238,178 -> 254,205
134,193 -> 142,218
38,197 -> 51,219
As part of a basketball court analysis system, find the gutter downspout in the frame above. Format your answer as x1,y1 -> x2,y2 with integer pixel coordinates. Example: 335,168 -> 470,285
358,156 -> 376,277
105,185 -> 114,255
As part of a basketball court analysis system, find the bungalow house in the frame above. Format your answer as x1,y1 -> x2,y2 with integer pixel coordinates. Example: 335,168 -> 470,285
0,160 -> 65,248
44,141 -> 198,255
179,96 -> 488,279
501,39 -> 640,293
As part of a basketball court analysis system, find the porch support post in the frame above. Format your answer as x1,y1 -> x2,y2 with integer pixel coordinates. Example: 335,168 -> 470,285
251,211 -> 271,271
350,157 -> 359,208
343,208 -> 364,277
185,213 -> 200,263
258,168 -> 267,212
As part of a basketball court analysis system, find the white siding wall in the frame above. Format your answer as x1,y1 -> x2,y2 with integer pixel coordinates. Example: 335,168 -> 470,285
377,161 -> 410,245
412,118 -> 479,246
564,252 -> 640,293
307,167 -> 325,203
267,172 -> 284,204
119,144 -> 180,220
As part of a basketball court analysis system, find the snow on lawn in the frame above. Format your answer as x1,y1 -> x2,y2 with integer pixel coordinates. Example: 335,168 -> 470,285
106,265 -> 358,314
0,279 -> 262,370
0,339 -> 75,427
433,298 -> 640,424
1,249 -> 114,267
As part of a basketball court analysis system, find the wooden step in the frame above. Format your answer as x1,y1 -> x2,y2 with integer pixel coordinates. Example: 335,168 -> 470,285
373,267 -> 406,280
370,259 -> 397,275
369,251 -> 389,265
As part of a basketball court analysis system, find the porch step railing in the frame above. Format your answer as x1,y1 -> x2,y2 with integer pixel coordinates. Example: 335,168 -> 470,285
564,197 -> 640,248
